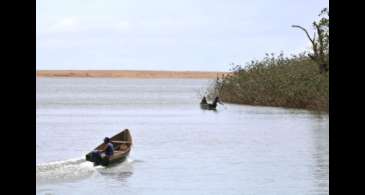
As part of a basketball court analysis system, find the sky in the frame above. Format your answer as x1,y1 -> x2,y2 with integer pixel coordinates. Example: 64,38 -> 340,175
37,0 -> 329,71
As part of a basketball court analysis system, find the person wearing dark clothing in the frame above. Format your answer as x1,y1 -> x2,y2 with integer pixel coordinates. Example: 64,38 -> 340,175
102,137 -> 114,158
201,96 -> 207,104
89,137 -> 114,164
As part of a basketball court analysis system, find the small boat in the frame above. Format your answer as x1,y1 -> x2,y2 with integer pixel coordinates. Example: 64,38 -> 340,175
200,96 -> 221,110
85,129 -> 132,166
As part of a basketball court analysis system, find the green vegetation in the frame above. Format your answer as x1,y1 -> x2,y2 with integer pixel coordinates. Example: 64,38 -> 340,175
207,8 -> 329,112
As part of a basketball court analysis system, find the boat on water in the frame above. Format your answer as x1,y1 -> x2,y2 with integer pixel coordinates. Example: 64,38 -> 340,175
85,129 -> 132,166
200,96 -> 222,110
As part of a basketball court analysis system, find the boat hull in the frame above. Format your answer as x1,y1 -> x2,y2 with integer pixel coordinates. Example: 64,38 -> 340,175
200,103 -> 217,110
86,149 -> 130,166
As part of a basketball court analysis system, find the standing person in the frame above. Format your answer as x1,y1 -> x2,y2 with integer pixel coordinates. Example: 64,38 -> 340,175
201,96 -> 207,104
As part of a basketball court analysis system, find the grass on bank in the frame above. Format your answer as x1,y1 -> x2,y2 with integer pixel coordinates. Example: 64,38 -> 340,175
207,52 -> 329,112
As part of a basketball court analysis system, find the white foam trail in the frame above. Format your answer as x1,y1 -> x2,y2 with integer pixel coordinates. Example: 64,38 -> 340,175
36,157 -> 96,184
36,157 -> 138,185
36,157 -> 86,170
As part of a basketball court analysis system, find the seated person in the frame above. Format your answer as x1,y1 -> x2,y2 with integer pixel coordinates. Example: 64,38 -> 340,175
97,137 -> 114,158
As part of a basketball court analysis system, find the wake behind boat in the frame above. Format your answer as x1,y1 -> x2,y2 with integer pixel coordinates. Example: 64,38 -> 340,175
85,129 -> 132,167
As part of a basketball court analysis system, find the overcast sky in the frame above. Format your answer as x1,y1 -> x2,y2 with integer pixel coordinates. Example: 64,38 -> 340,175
36,0 -> 329,71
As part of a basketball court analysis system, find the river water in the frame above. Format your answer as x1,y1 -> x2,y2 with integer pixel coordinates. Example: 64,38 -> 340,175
36,77 -> 329,195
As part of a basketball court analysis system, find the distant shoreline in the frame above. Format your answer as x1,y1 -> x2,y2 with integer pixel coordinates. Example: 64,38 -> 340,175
36,70 -> 230,79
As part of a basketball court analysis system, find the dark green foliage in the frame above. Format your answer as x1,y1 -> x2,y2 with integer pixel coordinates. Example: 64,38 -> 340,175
208,52 -> 329,112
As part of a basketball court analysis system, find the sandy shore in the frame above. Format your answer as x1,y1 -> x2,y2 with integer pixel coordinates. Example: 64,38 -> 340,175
36,70 -> 230,79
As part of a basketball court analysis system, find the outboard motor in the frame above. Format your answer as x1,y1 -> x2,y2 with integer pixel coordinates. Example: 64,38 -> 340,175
86,150 -> 102,166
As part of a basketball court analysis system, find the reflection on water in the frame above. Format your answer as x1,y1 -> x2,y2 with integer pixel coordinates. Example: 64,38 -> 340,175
100,171 -> 133,182
310,116 -> 329,194
36,78 -> 328,195
96,158 -> 135,183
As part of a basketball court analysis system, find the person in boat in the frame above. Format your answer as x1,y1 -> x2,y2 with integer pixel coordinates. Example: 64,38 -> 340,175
98,137 -> 114,158
214,96 -> 220,104
200,96 -> 207,104
89,137 -> 114,163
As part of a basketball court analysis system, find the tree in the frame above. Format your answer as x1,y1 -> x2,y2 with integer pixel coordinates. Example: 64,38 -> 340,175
292,8 -> 329,74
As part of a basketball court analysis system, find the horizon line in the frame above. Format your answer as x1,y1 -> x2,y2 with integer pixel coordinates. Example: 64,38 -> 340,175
36,69 -> 232,79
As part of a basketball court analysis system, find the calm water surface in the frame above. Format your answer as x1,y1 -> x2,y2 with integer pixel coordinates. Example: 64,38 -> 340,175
36,78 -> 329,195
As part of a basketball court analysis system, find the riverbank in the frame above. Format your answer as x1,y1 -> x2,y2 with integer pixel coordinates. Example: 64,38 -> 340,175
207,53 -> 329,112
36,70 -> 229,79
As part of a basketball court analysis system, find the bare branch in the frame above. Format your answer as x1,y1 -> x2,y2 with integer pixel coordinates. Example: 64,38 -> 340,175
291,25 -> 315,45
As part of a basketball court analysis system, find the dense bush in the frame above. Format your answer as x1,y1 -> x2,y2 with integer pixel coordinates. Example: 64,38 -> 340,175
207,52 -> 329,112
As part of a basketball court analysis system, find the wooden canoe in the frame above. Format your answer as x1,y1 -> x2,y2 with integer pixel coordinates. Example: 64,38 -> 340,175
85,129 -> 132,167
